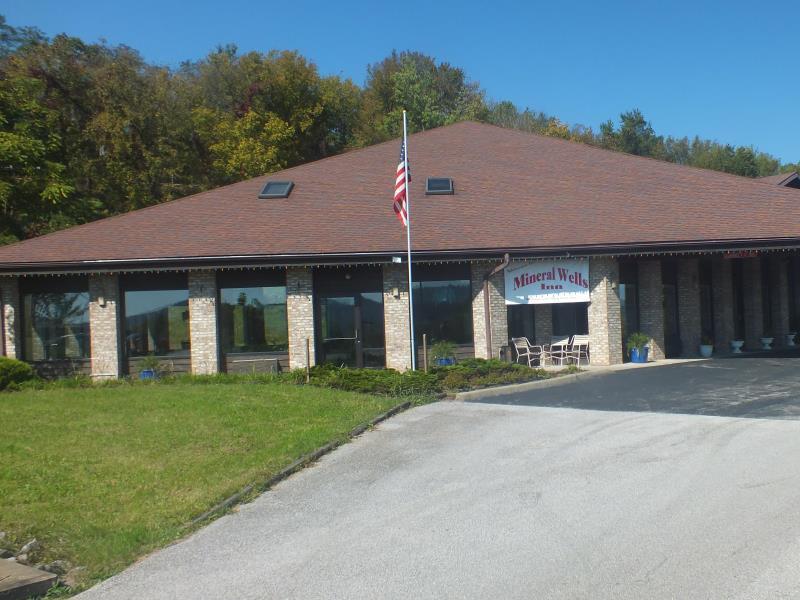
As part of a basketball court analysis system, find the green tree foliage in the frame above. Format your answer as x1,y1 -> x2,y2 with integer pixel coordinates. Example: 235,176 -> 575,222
0,15 -> 795,245
357,51 -> 486,143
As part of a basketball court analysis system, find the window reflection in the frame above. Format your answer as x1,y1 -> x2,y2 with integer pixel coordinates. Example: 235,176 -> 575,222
23,291 -> 90,361
124,289 -> 189,356
219,286 -> 288,352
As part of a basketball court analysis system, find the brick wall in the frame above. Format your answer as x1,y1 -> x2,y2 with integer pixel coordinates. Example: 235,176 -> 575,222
637,259 -> 665,360
88,274 -> 121,379
383,264 -> 411,370
742,258 -> 764,350
588,258 -> 623,365
711,258 -> 735,352
769,256 -> 791,345
534,305 -> 553,346
188,271 -> 219,375
677,258 -> 702,356
470,262 -> 508,359
0,277 -> 20,359
287,267 -> 316,369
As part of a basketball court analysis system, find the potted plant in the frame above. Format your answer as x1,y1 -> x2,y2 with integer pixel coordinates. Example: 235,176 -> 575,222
699,334 -> 714,358
139,355 -> 161,380
626,332 -> 650,364
730,339 -> 745,353
430,340 -> 457,367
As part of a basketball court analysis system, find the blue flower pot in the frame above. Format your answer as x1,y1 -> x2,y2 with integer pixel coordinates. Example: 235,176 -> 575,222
139,369 -> 156,380
434,357 -> 455,367
630,347 -> 649,363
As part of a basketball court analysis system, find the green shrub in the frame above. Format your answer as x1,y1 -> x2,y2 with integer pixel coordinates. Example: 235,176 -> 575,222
626,332 -> 650,356
0,357 -> 35,391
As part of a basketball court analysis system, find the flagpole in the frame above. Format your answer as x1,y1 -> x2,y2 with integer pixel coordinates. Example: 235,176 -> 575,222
403,110 -> 416,370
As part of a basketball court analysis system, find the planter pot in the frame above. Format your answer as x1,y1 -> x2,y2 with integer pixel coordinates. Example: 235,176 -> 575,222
434,357 -> 455,367
786,333 -> 797,347
730,340 -> 744,354
760,337 -> 774,351
699,344 -> 713,358
139,369 -> 156,380
630,347 -> 649,363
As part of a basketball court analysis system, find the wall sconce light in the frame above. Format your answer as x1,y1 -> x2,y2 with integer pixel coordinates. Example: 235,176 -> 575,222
391,287 -> 400,298
98,295 -> 106,308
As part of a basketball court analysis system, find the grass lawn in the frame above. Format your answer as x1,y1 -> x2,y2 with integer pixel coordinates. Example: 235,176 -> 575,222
0,382 -> 399,589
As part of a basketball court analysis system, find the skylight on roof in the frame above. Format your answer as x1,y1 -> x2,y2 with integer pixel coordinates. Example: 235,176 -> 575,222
425,177 -> 454,195
258,180 -> 294,199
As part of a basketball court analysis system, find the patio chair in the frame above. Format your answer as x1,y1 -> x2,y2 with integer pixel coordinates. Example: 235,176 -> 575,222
568,334 -> 590,366
546,336 -> 572,366
511,337 -> 543,368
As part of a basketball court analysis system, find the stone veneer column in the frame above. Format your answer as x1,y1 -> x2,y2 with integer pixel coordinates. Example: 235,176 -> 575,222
769,256 -> 791,345
588,258 -> 623,365
287,267 -> 315,369
534,305 -> 553,346
188,270 -> 219,375
0,277 -> 20,359
711,258 -> 735,353
677,258 -> 702,356
637,260 -> 665,361
88,274 -> 121,379
470,262 -> 508,360
382,264 -> 411,371
742,258 -> 764,350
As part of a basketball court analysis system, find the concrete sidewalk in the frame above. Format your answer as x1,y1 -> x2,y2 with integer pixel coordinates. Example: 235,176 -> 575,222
79,402 -> 800,600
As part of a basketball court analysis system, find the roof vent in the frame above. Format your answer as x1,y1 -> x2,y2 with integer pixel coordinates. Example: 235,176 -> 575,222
425,177 -> 454,195
258,180 -> 294,199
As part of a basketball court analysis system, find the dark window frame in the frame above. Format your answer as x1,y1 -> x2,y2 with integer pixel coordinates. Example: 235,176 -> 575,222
258,181 -> 294,199
425,177 -> 454,195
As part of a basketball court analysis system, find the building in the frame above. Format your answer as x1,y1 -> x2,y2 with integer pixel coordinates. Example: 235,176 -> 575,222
1,121 -> 799,378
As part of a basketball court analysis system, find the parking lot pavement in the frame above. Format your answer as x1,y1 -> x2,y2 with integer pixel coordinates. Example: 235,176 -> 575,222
471,356 -> 800,419
79,399 -> 800,600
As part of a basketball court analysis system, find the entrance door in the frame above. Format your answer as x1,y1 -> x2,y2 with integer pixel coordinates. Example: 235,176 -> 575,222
315,267 -> 385,368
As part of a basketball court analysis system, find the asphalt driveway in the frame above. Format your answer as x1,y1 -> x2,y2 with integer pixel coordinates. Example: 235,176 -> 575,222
472,356 -> 800,419
79,381 -> 800,599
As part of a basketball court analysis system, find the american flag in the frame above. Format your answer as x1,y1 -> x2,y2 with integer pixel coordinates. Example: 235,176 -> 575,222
393,140 -> 410,226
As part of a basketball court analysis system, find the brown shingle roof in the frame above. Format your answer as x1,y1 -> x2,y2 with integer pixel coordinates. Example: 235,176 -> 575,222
2,121 -> 800,271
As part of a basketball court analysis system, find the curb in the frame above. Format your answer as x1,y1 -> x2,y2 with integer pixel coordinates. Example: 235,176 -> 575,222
453,372 -> 606,402
186,400 -> 413,527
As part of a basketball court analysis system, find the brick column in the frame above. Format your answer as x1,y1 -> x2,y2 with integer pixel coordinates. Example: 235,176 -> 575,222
188,271 -> 219,375
383,264 -> 411,371
637,260 -> 665,360
742,258 -> 764,350
88,274 -> 121,379
711,258 -> 735,353
769,256 -> 791,345
470,262 -> 508,359
588,258 -> 623,365
0,277 -> 20,359
287,267 -> 315,369
534,305 -> 553,346
677,258 -> 702,356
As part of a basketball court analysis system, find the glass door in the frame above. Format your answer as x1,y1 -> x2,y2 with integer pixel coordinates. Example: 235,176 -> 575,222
319,294 -> 358,367
314,267 -> 386,368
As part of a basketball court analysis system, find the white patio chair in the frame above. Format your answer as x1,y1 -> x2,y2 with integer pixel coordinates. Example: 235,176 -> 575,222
546,336 -> 572,366
568,334 -> 590,366
511,337 -> 543,368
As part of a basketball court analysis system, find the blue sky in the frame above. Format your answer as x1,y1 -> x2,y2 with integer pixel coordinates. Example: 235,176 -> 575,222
5,0 -> 799,162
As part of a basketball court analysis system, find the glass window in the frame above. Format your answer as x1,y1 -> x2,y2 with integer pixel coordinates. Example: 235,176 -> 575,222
22,286 -> 90,361
412,264 -> 473,345
508,305 -> 535,343
552,302 -> 589,337
123,275 -> 189,357
219,284 -> 288,353
619,261 -> 639,348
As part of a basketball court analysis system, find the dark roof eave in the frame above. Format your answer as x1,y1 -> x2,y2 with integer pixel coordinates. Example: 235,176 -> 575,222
3,237 -> 800,275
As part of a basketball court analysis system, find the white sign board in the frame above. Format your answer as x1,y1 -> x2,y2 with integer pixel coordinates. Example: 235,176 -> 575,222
504,259 -> 590,305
